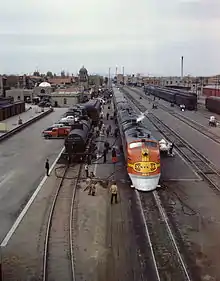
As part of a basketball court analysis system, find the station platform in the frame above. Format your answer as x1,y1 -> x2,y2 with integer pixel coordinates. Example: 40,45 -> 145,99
0,104 -> 50,136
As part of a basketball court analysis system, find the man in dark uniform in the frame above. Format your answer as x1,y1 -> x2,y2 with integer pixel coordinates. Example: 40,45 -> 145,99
169,142 -> 174,156
114,127 -> 119,138
104,141 -> 110,152
103,148 -> 107,163
45,159 -> 49,176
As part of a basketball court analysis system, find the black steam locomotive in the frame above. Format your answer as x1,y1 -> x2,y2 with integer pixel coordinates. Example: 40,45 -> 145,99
64,99 -> 101,157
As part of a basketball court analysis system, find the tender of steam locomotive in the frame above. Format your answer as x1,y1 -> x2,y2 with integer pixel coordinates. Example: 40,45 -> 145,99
113,88 -> 161,191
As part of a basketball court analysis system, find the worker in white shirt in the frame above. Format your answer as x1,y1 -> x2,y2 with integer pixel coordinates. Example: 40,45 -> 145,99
110,181 -> 118,204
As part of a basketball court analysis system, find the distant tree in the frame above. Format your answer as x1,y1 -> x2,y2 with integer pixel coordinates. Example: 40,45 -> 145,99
61,71 -> 65,78
33,71 -> 40,76
53,73 -> 57,77
100,76 -> 104,85
104,77 -> 108,85
46,71 -> 53,78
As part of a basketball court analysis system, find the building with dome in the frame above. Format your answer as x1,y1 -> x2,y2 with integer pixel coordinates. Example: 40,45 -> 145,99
33,81 -> 54,97
79,66 -> 89,91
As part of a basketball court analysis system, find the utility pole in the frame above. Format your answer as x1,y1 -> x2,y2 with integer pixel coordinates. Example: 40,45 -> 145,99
108,67 -> 111,89
122,66 -> 124,85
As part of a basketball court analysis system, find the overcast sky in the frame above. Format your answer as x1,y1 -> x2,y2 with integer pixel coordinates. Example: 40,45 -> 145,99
0,0 -> 219,76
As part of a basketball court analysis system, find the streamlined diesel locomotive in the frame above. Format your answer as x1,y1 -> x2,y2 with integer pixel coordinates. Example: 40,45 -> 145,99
113,88 -> 161,191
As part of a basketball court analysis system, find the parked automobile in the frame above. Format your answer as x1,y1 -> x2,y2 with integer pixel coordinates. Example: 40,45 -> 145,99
42,126 -> 71,138
60,116 -> 75,122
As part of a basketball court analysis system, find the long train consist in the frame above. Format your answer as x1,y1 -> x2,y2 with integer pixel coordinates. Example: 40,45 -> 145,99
113,88 -> 161,191
205,96 -> 220,115
144,85 -> 197,110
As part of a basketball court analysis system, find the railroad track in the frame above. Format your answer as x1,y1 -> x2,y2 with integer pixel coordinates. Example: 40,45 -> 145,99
127,86 -> 220,144
122,88 -> 220,192
136,190 -> 192,281
42,164 -> 82,281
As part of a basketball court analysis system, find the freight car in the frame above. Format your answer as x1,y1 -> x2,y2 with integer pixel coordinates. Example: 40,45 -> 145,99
144,85 -> 197,110
205,96 -> 220,114
113,87 -> 161,191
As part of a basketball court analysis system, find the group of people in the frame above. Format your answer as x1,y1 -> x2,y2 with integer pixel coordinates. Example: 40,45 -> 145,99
84,164 -> 118,203
44,99 -> 119,204
84,100 -> 119,203
159,139 -> 174,156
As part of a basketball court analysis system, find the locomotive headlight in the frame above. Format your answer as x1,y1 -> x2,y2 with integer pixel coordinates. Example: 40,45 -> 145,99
142,151 -> 148,156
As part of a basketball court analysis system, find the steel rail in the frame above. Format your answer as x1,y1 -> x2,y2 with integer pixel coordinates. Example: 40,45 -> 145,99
42,164 -> 82,281
128,87 -> 220,144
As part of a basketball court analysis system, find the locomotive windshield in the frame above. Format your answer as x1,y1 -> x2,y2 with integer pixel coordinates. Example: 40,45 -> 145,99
129,141 -> 158,149
129,142 -> 142,148
145,141 -> 158,148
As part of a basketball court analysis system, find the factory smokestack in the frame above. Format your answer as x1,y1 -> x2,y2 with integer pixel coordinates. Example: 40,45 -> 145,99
181,56 -> 184,80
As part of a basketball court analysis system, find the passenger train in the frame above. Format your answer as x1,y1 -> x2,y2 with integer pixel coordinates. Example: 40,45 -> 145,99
144,85 -> 197,110
113,88 -> 161,191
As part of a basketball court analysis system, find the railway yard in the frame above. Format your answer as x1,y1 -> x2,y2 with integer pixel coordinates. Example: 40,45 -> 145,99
1,86 -> 220,281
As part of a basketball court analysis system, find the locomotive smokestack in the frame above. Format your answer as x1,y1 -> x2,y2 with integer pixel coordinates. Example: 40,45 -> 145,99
181,56 -> 184,80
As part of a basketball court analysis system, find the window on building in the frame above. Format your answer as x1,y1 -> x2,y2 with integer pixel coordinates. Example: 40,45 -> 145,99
18,96 -> 20,100
64,98 -> 67,104
41,89 -> 45,94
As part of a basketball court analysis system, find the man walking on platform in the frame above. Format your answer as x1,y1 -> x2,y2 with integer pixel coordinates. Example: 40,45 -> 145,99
85,164 -> 89,178
110,181 -> 118,204
45,159 -> 50,176
112,147 -> 117,163
103,148 -> 107,163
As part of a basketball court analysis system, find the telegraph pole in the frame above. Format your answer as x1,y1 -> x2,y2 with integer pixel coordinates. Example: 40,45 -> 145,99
108,67 -> 111,89
122,66 -> 124,85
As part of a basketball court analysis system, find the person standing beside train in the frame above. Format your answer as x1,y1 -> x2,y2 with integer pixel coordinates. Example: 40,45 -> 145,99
112,147 -> 117,163
110,181 -> 118,204
85,164 -> 89,178
45,159 -> 50,176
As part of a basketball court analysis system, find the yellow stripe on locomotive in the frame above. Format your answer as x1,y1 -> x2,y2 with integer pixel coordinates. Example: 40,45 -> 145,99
128,161 -> 160,174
